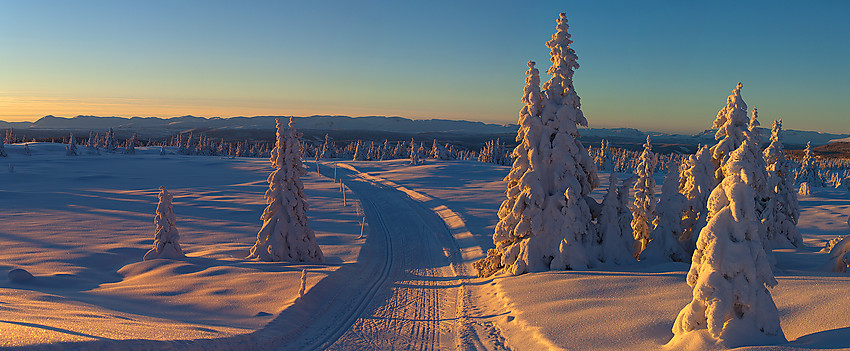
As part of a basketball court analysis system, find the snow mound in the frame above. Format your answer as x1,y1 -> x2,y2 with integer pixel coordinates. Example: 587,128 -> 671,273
8,268 -> 34,283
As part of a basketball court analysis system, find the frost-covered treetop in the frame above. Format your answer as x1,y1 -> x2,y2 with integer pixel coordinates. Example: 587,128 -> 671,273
763,119 -> 785,164
544,13 -> 579,98
541,12 -> 587,135
522,61 -> 543,119
712,82 -> 751,147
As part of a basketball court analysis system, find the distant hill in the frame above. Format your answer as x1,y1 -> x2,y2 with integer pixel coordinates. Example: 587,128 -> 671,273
1,115 -> 846,152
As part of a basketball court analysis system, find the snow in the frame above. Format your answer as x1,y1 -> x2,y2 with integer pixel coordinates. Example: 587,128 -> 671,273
1,142 -> 848,350
0,142 -> 363,347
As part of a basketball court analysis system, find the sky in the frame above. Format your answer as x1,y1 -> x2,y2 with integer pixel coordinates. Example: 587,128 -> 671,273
1,1 -> 848,134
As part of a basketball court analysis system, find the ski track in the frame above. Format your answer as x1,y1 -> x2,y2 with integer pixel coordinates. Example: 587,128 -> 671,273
10,161 -> 505,351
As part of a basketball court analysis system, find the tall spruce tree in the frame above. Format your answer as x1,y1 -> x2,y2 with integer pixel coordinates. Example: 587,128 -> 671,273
475,13 -> 599,277
248,118 -> 324,262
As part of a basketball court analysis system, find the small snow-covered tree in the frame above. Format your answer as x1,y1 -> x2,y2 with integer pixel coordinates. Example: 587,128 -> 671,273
248,118 -> 324,262
409,138 -> 422,165
641,164 -> 688,262
66,133 -> 79,156
763,120 -> 802,247
86,131 -> 100,155
679,145 -> 715,252
796,141 -> 823,187
143,186 -> 185,260
124,133 -> 136,155
597,139 -> 614,171
749,106 -> 761,146
0,137 -> 6,157
597,174 -> 636,265
824,232 -> 850,273
103,128 -> 118,152
352,140 -> 367,161
671,142 -> 785,348
631,136 -> 656,257
430,139 -> 450,160
475,13 -> 600,277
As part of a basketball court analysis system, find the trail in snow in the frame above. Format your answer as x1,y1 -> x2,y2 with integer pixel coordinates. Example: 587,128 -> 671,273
323,163 -> 507,350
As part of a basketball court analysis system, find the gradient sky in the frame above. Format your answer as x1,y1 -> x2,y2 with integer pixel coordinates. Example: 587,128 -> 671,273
1,1 -> 848,133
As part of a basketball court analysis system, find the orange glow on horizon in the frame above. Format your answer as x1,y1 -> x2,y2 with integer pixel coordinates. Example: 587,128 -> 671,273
0,94 -> 508,124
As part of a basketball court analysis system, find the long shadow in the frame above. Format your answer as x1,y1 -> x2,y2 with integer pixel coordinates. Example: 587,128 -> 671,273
790,326 -> 850,349
0,320 -> 107,340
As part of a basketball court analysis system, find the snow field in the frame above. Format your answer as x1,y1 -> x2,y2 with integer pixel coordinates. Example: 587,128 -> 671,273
354,160 -> 850,351
0,143 -> 365,347
1,145 -> 848,350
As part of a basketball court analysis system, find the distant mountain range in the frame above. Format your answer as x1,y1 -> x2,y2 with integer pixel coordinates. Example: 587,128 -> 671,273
1,115 -> 847,152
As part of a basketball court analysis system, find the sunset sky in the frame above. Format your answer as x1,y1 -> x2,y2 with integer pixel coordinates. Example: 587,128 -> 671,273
1,1 -> 848,133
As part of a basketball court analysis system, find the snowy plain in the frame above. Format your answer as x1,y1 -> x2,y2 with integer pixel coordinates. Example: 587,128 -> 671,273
1,143 -> 849,350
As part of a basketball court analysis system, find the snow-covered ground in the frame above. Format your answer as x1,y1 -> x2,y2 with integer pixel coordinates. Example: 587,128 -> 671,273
1,145 -> 848,350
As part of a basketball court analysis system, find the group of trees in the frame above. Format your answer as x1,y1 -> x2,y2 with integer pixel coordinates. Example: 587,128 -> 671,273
472,13 -> 815,347
143,118 -> 324,264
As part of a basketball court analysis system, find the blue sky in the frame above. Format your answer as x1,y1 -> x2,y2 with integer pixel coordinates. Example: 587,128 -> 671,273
0,1 -> 847,133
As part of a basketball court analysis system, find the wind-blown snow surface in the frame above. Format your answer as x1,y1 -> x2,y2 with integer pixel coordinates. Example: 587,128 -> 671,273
1,148 -> 848,350
0,143 -> 364,347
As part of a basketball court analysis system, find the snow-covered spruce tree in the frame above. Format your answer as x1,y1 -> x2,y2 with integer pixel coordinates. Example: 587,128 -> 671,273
0,137 -> 6,157
679,145 -> 715,252
763,120 -> 802,248
709,83 -> 771,247
796,141 -> 823,187
430,139 -> 450,160
597,139 -> 614,171
710,83 -> 754,182
247,118 -> 324,262
671,142 -> 785,348
124,134 -> 136,155
409,138 -> 422,165
103,128 -> 118,152
641,163 -> 689,262
749,106 -> 761,146
86,131 -> 100,155
597,174 -> 637,265
352,140 -> 367,161
143,186 -> 185,260
474,13 -> 600,277
66,133 -> 79,156
631,136 -> 656,257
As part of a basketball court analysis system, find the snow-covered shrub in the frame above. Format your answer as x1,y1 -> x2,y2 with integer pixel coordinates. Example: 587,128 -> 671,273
475,13 -> 599,277
247,118 -> 324,263
671,143 -> 785,348
143,186 -> 185,260
824,235 -> 850,273
798,182 -> 811,196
